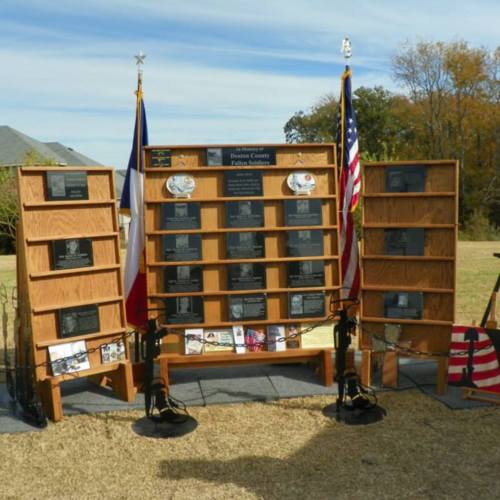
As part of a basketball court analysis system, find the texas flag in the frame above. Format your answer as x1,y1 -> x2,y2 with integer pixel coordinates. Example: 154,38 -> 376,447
120,85 -> 148,329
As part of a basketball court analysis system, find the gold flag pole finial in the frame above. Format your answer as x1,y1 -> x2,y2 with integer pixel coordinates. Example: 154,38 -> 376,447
341,37 -> 352,61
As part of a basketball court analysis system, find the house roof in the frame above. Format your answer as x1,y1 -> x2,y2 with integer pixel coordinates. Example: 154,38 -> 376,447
0,125 -> 101,167
115,169 -> 127,200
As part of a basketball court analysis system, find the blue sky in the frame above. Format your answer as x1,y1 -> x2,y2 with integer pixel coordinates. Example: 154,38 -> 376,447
1,0 -> 498,169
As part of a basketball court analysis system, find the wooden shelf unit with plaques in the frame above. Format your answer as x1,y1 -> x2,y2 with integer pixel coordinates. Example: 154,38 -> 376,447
359,160 -> 459,393
16,166 -> 135,422
143,144 -> 343,385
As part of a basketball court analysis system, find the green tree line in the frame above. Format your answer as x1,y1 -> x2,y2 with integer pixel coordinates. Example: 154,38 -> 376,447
284,40 -> 499,238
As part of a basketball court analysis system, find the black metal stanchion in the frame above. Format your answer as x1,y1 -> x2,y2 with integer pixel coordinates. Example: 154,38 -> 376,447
132,319 -> 197,438
323,300 -> 386,425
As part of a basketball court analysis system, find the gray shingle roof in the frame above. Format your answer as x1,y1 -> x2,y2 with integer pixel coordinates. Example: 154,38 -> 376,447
0,125 -> 101,167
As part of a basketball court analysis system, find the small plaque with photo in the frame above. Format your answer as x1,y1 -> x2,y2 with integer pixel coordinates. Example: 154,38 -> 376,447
228,293 -> 267,321
286,229 -> 324,257
284,198 -> 322,226
51,238 -> 93,270
164,265 -> 203,293
165,296 -> 204,324
58,304 -> 100,338
288,291 -> 325,319
384,228 -> 425,256
227,262 -> 266,291
225,200 -> 264,228
385,165 -> 426,193
287,260 -> 324,288
226,232 -> 264,259
160,202 -> 201,230
46,171 -> 88,201
162,233 -> 202,261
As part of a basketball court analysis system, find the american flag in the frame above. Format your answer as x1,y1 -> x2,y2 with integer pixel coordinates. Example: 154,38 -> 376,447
448,325 -> 500,392
336,66 -> 361,300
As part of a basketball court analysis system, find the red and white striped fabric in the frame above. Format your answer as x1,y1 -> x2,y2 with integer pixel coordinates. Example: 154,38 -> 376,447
336,65 -> 361,300
448,325 -> 500,392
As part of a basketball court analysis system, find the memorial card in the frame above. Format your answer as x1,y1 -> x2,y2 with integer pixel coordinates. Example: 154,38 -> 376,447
226,231 -> 264,259
284,199 -> 322,226
383,291 -> 423,319
164,265 -> 203,293
288,291 -> 325,319
46,171 -> 88,201
149,149 -> 172,167
100,340 -> 126,364
384,228 -> 425,256
287,260 -> 325,288
286,229 -> 324,257
48,340 -> 90,376
58,304 -> 100,338
227,263 -> 266,291
385,165 -> 426,193
228,293 -> 267,321
165,296 -> 204,324
267,325 -> 286,352
225,200 -> 264,228
51,238 -> 93,270
160,202 -> 201,230
184,328 -> 204,355
162,233 -> 202,261
203,329 -> 234,353
300,322 -> 334,349
223,170 -> 263,197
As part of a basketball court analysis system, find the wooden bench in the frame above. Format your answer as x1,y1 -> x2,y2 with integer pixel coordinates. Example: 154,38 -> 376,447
156,348 -> 355,388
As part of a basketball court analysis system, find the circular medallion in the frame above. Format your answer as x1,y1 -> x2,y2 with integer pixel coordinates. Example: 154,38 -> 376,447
165,174 -> 196,198
287,171 -> 317,195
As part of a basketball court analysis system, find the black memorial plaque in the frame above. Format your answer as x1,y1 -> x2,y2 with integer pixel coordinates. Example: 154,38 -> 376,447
165,296 -> 204,324
163,234 -> 202,261
228,293 -> 267,321
227,263 -> 266,291
58,304 -> 100,338
284,199 -> 322,227
207,146 -> 276,166
286,230 -> 324,257
225,200 -> 264,228
384,228 -> 425,256
288,291 -> 325,319
384,291 -> 423,319
226,232 -> 264,259
160,202 -> 201,230
149,149 -> 172,167
46,171 -> 88,201
224,170 -> 263,197
287,260 -> 325,288
164,265 -> 203,293
51,238 -> 93,270
385,165 -> 426,193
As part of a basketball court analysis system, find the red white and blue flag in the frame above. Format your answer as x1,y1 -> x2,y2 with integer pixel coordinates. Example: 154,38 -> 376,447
336,66 -> 361,300
448,325 -> 500,392
120,84 -> 148,329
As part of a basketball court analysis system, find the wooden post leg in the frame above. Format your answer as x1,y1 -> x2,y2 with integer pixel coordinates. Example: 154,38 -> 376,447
159,359 -> 170,388
382,351 -> 399,388
108,362 -> 135,402
360,350 -> 372,387
40,378 -> 63,422
321,349 -> 333,386
436,357 -> 448,395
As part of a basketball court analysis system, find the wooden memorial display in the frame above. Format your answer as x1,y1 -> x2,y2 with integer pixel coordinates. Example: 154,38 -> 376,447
359,160 -> 458,393
143,144 -> 345,386
16,166 -> 135,421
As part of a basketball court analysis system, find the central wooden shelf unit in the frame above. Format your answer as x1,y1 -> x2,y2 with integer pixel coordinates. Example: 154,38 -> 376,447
359,160 -> 459,393
143,144 -> 343,385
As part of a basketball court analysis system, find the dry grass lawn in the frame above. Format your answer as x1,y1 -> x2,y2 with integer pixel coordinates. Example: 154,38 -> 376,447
0,242 -> 499,498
